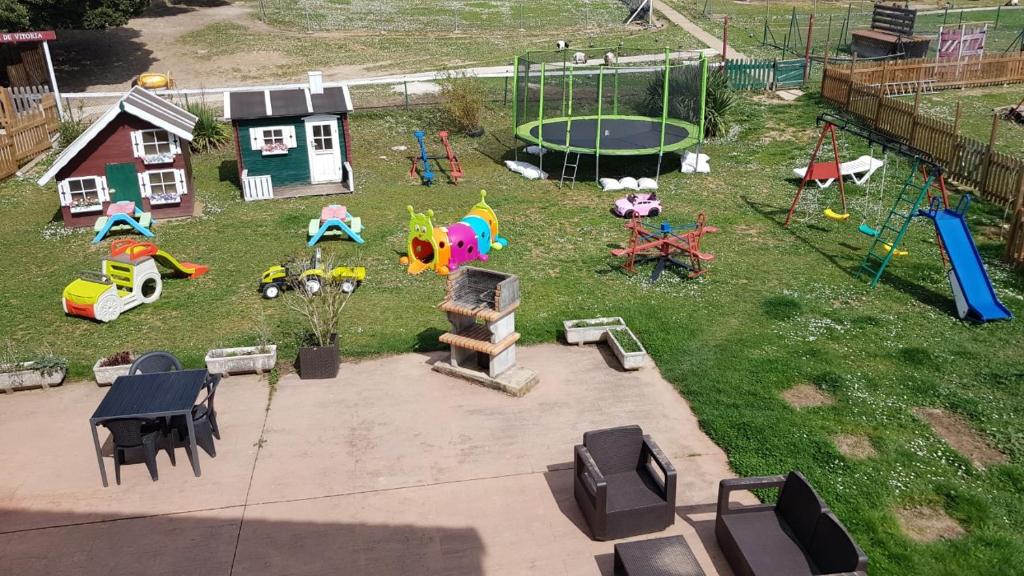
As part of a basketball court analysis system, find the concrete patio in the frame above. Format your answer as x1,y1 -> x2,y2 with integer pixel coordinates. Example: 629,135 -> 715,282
0,344 -> 753,575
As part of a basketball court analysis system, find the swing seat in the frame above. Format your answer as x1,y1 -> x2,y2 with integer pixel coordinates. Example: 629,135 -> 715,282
823,208 -> 850,221
858,223 -> 879,237
878,242 -> 908,257
794,156 -> 885,189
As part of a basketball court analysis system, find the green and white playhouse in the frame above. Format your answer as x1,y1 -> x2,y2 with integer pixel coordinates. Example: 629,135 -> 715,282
225,72 -> 354,201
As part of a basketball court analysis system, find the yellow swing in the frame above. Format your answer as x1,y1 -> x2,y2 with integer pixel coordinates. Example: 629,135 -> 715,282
856,151 -> 907,257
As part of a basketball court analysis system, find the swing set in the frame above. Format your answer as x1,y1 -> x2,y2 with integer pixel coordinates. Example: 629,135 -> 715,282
785,114 -> 952,285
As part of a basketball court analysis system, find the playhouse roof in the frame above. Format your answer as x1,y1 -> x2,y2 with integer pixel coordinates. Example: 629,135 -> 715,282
38,86 -> 198,185
223,85 -> 353,121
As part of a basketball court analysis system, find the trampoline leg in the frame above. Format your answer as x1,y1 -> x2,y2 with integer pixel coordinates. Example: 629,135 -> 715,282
655,152 -> 663,181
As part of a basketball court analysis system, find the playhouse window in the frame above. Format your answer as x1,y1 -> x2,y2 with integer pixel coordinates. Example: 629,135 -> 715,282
141,130 -> 174,156
311,124 -> 334,151
64,177 -> 103,212
144,169 -> 184,204
262,128 -> 285,147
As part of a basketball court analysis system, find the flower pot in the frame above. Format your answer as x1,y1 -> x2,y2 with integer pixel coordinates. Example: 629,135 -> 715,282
93,358 -> 132,386
206,345 -> 277,376
604,327 -> 647,371
297,337 -> 339,380
563,317 -> 627,345
0,363 -> 66,393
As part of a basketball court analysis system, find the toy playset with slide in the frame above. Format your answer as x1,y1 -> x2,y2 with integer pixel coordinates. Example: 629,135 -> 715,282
399,190 -> 508,275
62,240 -> 208,322
410,130 -> 463,186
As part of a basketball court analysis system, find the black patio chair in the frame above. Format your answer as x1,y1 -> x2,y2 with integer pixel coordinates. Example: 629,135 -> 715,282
128,351 -> 183,375
101,418 -> 173,485
573,425 -> 677,541
171,377 -> 219,458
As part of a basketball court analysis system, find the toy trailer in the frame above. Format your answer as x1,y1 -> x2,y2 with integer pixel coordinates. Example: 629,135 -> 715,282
225,72 -> 355,201
851,3 -> 931,59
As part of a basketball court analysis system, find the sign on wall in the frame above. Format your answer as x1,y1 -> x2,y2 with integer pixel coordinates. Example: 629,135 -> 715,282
938,24 -> 988,60
0,31 -> 57,44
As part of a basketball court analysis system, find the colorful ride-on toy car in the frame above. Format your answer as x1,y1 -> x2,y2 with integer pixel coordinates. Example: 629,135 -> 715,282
613,193 -> 661,218
259,249 -> 365,299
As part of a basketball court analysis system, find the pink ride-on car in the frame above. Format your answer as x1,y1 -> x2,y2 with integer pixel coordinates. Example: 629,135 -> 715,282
613,193 -> 661,218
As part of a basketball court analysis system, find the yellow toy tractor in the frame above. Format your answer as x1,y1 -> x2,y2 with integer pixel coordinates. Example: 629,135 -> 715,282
258,249 -> 365,299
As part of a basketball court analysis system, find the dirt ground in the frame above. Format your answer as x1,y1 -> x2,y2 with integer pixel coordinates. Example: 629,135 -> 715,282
51,1 -> 376,93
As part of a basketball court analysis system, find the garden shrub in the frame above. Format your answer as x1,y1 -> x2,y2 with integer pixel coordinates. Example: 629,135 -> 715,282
643,66 -> 734,138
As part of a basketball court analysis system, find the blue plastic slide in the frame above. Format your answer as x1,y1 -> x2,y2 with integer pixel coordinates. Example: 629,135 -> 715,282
920,197 -> 1012,322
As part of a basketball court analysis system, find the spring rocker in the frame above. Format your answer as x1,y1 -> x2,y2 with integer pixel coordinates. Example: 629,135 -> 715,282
611,212 -> 719,282
409,130 -> 463,185
308,205 -> 365,247
62,239 -> 208,322
92,201 -> 155,244
399,190 -> 508,275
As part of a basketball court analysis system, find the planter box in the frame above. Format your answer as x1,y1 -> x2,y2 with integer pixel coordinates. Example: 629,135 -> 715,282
604,327 -> 648,371
563,317 -> 626,345
206,345 -> 277,376
93,359 -> 132,386
298,341 -> 339,380
0,363 -> 66,393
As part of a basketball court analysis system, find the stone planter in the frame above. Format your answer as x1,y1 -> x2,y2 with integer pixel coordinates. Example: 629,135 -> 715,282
92,358 -> 132,386
0,363 -> 66,393
563,317 -> 626,345
206,345 -> 277,376
604,327 -> 647,371
298,336 -> 339,380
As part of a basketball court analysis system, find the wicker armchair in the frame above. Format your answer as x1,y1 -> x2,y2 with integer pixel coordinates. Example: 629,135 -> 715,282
573,425 -> 677,541
716,471 -> 868,576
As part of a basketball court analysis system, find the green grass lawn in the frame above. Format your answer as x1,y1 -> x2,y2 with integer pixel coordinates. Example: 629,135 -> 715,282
180,1 -> 702,78
668,0 -> 1024,60
2,88 -> 1024,574
910,85 -> 1024,157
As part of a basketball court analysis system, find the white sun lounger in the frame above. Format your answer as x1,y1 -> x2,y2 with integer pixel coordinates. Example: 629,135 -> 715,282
792,155 -> 885,188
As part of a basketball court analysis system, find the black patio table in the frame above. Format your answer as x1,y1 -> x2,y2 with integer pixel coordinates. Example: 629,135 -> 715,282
89,369 -> 215,487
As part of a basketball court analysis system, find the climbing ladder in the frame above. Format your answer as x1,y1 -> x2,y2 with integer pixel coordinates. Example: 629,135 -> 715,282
560,151 -> 581,189
857,159 -> 937,287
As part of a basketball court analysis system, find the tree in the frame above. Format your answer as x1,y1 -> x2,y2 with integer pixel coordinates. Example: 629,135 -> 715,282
0,0 -> 150,32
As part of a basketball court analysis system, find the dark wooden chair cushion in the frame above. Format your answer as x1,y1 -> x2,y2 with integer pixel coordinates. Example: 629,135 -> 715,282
775,471 -> 826,547
584,425 -> 644,474
719,510 -> 816,576
605,470 -> 666,513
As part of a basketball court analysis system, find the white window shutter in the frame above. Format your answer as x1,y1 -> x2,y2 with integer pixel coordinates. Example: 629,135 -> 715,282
97,177 -> 110,202
57,180 -> 71,206
130,131 -> 143,158
138,173 -> 150,198
250,128 -> 262,151
285,126 -> 297,148
174,169 -> 187,195
171,134 -> 182,155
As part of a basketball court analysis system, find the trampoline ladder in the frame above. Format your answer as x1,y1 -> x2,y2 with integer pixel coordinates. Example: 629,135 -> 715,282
560,152 -> 581,189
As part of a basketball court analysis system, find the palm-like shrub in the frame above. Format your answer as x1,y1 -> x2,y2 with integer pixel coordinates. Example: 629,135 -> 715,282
185,97 -> 230,152
643,66 -> 734,139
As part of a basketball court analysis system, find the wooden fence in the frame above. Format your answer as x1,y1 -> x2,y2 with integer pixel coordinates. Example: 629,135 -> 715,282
0,87 -> 60,180
821,64 -> 1024,266
8,85 -> 51,114
833,52 -> 1024,92
724,58 -> 807,91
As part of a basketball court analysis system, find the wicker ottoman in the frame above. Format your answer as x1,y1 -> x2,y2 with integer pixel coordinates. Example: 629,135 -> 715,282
613,535 -> 706,576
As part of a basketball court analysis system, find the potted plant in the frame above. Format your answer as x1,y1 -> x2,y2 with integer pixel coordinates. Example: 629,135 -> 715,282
0,347 -> 67,393
93,350 -> 134,385
604,327 -> 648,371
286,253 -> 352,379
562,317 -> 627,345
206,316 -> 278,376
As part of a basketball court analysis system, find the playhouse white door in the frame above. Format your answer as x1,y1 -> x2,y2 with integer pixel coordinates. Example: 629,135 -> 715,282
305,119 -> 342,184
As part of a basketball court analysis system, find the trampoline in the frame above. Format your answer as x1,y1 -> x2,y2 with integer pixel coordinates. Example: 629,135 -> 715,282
513,47 -> 709,182
516,115 -> 698,155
